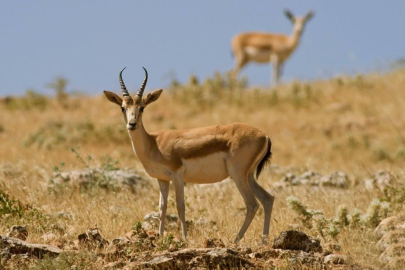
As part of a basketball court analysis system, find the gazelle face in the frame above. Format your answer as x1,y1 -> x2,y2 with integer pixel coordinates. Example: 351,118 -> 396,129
121,96 -> 144,131
284,10 -> 314,34
103,67 -> 163,132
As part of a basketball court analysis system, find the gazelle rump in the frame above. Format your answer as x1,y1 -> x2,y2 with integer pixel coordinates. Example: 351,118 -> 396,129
103,68 -> 274,243
232,10 -> 314,85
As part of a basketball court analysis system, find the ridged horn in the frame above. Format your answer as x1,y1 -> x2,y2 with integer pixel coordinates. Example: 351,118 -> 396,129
136,67 -> 148,98
119,67 -> 129,97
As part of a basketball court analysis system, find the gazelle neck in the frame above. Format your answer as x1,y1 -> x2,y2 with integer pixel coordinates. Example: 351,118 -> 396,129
289,28 -> 303,49
127,118 -> 155,161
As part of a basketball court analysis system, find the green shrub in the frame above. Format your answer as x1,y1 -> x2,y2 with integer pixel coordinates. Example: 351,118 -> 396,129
286,196 -> 391,239
24,120 -> 127,149
1,89 -> 48,110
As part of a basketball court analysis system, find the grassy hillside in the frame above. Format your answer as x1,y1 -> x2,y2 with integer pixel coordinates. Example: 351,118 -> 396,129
1,69 -> 405,268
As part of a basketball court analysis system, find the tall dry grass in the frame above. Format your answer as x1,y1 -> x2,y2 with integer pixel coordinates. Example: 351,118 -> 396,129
1,69 -> 405,267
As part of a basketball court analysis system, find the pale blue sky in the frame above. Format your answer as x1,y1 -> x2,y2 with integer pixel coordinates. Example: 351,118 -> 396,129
1,1 -> 404,96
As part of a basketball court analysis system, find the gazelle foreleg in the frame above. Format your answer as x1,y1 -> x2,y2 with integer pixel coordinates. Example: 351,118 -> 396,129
248,173 -> 274,244
171,173 -> 187,239
157,179 -> 170,237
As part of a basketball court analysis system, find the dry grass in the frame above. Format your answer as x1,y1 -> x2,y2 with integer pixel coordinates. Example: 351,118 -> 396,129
1,69 -> 405,268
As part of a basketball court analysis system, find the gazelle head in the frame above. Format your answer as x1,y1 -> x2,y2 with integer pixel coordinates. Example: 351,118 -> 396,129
284,10 -> 315,34
103,67 -> 163,131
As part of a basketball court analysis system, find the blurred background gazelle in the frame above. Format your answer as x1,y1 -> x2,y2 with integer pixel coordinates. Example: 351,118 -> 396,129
231,10 -> 314,86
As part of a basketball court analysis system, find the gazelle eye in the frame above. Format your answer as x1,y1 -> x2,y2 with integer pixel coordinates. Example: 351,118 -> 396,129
121,107 -> 125,113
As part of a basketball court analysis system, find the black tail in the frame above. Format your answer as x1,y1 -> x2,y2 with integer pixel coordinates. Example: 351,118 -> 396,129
256,137 -> 272,179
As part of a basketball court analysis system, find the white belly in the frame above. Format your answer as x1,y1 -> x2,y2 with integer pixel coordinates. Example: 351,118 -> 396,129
245,46 -> 271,62
182,152 -> 229,183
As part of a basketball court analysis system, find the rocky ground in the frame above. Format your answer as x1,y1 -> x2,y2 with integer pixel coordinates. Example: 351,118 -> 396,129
0,227 -> 365,269
1,168 -> 403,269
3,212 -> 396,269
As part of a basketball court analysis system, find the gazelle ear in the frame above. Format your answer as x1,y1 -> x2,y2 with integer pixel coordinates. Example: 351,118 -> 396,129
284,9 -> 294,22
305,11 -> 315,21
103,91 -> 123,106
143,89 -> 163,106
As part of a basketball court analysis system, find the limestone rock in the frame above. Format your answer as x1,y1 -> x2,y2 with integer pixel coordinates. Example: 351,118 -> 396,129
139,256 -> 174,268
379,243 -> 405,264
0,235 -> 62,257
50,168 -> 149,192
377,229 -> 405,252
273,171 -> 349,189
374,215 -> 405,239
375,216 -> 405,267
386,255 -> 405,270
365,170 -> 396,190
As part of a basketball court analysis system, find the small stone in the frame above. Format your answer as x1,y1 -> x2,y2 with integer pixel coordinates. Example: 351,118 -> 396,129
203,238 -> 225,248
324,253 -> 347,264
7,225 -> 28,241
168,243 -> 177,252
78,227 -> 109,249
272,230 -> 322,253
142,212 -> 179,231
56,211 -> 75,220
111,237 -> 130,246
323,243 -> 341,255
41,233 -> 58,244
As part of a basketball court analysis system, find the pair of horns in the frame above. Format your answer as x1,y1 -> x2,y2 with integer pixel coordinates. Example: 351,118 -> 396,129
119,67 -> 148,97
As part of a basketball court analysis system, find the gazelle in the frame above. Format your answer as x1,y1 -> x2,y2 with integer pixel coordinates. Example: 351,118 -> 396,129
231,10 -> 315,85
103,68 -> 274,243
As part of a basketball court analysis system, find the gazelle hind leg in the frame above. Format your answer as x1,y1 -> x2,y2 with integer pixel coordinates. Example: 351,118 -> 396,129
248,173 -> 274,244
157,179 -> 170,237
228,166 -> 259,243
171,175 -> 187,240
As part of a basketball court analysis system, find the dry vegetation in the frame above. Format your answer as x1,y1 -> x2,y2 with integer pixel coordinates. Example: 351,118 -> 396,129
1,69 -> 405,269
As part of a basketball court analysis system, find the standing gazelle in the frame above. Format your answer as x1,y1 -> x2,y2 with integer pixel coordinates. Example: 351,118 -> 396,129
103,68 -> 274,243
232,10 -> 314,85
